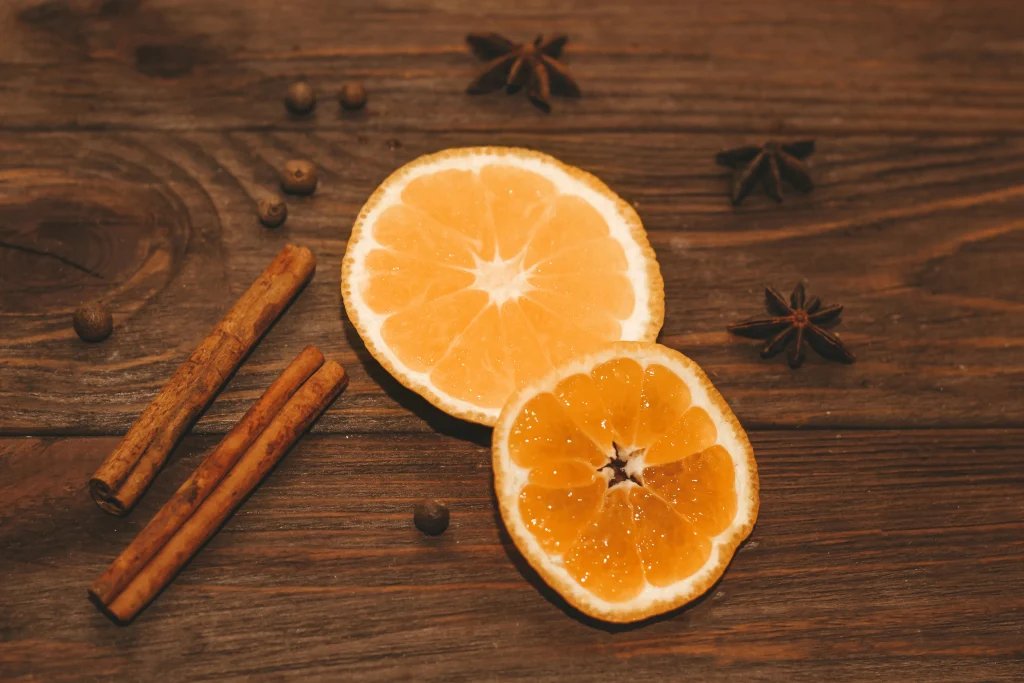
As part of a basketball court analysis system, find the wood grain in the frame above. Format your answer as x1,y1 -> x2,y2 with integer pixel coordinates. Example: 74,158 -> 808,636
1,130 -> 1022,433
1,0 -> 1022,135
2,0 -> 1022,679
2,0 -> 1022,434
1,431 -> 1022,681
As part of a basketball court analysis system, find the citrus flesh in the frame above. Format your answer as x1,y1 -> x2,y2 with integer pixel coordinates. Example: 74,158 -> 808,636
493,343 -> 758,623
342,148 -> 664,425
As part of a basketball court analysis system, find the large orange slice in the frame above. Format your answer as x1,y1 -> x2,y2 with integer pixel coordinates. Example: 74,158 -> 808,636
342,147 -> 664,425
493,342 -> 758,623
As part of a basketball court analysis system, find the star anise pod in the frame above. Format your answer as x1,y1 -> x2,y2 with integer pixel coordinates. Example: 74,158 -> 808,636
466,33 -> 581,112
715,140 -> 815,205
727,283 -> 855,369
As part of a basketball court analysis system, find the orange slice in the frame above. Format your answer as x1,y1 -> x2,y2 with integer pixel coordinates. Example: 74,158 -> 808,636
342,147 -> 664,425
493,342 -> 759,623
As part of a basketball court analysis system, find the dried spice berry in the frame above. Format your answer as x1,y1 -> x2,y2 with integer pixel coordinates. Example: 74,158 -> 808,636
339,82 -> 367,110
466,32 -> 580,112
257,195 -> 287,228
728,283 -> 855,368
285,81 -> 316,115
280,160 -> 318,195
414,498 -> 449,536
73,302 -> 113,342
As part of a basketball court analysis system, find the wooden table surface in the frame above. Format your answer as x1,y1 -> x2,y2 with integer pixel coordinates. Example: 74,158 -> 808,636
2,0 -> 1022,680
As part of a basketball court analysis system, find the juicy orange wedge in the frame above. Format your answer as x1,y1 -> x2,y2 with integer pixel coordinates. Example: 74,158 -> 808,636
342,147 -> 664,425
493,342 -> 759,623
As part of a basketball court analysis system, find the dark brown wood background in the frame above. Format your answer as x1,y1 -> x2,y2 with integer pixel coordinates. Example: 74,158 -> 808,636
1,0 -> 1022,680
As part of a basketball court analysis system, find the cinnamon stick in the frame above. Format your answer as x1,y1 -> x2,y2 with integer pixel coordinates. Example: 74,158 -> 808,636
89,345 -> 325,607
90,244 -> 317,515
98,360 -> 348,624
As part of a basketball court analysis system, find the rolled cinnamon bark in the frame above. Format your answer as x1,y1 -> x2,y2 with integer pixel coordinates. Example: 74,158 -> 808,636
101,360 -> 348,624
90,244 -> 317,515
89,346 -> 325,607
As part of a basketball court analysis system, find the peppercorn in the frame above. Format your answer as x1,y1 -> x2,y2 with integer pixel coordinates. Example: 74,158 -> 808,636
339,82 -> 367,111
413,499 -> 449,536
258,194 -> 288,228
285,80 -> 316,115
73,302 -> 113,342
280,160 -> 318,195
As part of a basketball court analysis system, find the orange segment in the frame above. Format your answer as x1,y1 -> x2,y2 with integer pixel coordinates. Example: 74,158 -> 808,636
591,358 -> 644,446
379,289 -> 488,372
343,148 -> 663,426
362,250 -> 475,315
431,305 -> 513,410
518,477 -> 605,554
507,393 -> 607,469
630,486 -> 711,587
634,364 -> 692,450
563,486 -> 646,603
498,300 -> 553,388
524,290 -> 618,342
524,288 -> 622,340
530,238 -> 629,277
528,460 -> 601,488
373,204 -> 476,268
400,168 -> 495,256
554,373 -> 615,453
523,195 -> 611,267
643,445 -> 739,539
644,406 -> 718,466
529,273 -> 635,320
518,297 -> 606,364
480,165 -> 557,258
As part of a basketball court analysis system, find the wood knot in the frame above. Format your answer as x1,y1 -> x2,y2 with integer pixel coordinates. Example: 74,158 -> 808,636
0,164 -> 190,315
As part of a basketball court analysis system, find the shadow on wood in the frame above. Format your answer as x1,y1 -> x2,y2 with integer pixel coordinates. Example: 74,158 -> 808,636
339,298 -> 493,447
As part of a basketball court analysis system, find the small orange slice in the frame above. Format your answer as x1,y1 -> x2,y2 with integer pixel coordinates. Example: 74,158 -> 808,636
493,342 -> 759,623
342,147 -> 664,425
